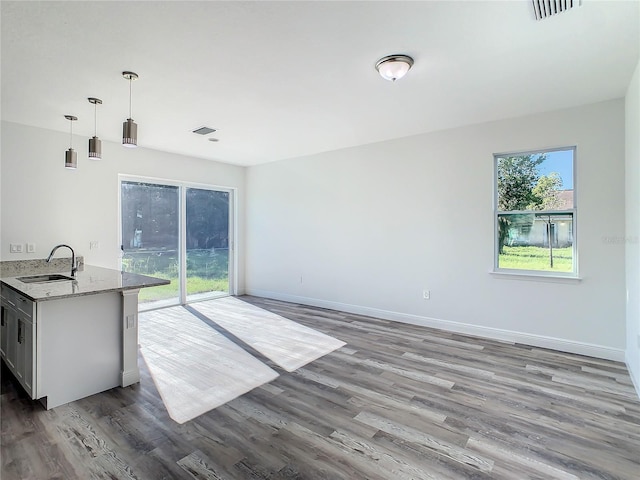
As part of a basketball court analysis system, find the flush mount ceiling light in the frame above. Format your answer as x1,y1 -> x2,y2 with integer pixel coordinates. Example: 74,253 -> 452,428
88,97 -> 102,160
122,71 -> 138,148
64,115 -> 78,169
375,54 -> 414,82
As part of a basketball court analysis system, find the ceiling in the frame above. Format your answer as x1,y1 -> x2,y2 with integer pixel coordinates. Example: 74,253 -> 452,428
2,1 -> 638,166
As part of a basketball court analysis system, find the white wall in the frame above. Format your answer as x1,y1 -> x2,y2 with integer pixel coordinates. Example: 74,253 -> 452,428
625,57 -> 640,395
246,100 -> 627,360
0,121 -> 246,292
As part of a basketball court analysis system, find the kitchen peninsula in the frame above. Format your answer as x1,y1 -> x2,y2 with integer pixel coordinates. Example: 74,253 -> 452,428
0,261 -> 169,409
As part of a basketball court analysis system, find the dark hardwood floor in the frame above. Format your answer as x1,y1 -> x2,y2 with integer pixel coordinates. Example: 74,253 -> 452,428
2,296 -> 639,479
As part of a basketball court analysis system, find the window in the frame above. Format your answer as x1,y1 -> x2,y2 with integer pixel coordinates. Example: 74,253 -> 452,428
494,147 -> 576,276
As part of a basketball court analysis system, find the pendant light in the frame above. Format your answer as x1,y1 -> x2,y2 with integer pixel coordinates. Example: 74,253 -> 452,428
122,71 -> 138,148
88,97 -> 102,160
64,115 -> 78,169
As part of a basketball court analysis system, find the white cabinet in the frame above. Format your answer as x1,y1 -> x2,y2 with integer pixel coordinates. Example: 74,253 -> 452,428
4,306 -> 18,370
22,319 -> 34,396
0,305 -> 7,358
16,317 -> 34,397
1,286 -> 36,398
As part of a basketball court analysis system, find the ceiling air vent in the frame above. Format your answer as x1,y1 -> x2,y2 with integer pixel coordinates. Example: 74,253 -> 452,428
532,0 -> 581,20
192,126 -> 216,135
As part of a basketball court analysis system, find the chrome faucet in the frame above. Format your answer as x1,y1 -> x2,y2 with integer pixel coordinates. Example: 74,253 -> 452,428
46,244 -> 77,277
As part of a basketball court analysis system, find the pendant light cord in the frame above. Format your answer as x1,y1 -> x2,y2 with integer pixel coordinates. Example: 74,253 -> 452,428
94,102 -> 97,137
69,119 -> 73,148
129,77 -> 133,119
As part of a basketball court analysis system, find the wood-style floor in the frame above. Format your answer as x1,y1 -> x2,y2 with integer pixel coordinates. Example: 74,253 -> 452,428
2,296 -> 640,479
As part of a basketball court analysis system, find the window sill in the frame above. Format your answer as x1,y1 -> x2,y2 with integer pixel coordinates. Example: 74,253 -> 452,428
489,270 -> 582,283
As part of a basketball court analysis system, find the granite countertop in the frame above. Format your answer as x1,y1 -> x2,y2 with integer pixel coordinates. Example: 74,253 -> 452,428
0,265 -> 170,302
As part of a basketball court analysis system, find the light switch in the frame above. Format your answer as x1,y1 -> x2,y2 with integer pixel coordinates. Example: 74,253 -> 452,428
27,243 -> 36,253
126,315 -> 136,329
10,244 -> 23,253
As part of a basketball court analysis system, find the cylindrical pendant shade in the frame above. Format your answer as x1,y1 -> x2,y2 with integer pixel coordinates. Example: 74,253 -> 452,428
122,118 -> 137,148
88,97 -> 103,160
64,114 -> 78,169
65,148 -> 77,169
89,136 -> 102,160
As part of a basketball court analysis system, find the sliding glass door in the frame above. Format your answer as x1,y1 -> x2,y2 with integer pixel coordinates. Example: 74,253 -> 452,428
185,187 -> 230,302
121,181 -> 180,309
120,178 -> 233,310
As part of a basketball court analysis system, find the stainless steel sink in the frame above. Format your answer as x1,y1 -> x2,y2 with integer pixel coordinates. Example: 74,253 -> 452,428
17,274 -> 75,283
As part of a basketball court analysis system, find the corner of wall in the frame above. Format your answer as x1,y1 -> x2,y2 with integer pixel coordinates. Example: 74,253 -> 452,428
625,54 -> 640,399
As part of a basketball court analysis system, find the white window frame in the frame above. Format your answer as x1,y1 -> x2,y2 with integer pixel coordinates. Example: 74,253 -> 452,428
493,146 -> 578,279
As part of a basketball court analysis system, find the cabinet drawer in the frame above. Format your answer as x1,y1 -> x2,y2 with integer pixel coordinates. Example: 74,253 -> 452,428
1,285 -> 16,307
0,286 -> 33,319
15,294 -> 34,319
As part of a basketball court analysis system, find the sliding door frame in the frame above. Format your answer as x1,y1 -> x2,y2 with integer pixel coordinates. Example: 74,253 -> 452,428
118,174 -> 238,305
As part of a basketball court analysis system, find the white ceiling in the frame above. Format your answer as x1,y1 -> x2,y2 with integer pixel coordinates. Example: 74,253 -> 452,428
2,1 -> 638,166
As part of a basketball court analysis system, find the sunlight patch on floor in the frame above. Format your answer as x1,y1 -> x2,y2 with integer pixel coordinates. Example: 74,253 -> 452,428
139,306 -> 279,424
192,297 -> 346,372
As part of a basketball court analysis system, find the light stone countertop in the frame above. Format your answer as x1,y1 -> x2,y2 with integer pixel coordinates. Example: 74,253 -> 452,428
1,265 -> 170,302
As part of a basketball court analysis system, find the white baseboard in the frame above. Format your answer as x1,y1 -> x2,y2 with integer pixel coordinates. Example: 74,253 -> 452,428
625,353 -> 640,399
245,289 -> 625,362
121,369 -> 141,388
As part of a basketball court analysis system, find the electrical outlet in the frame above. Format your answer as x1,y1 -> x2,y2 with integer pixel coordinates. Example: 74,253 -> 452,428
90,241 -> 100,250
423,290 -> 430,300
10,243 -> 23,253
27,243 -> 36,253
300,274 -> 303,284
